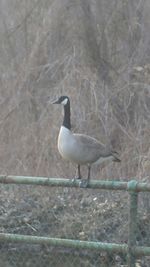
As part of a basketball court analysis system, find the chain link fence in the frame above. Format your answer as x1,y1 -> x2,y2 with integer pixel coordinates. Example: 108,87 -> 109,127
0,177 -> 149,267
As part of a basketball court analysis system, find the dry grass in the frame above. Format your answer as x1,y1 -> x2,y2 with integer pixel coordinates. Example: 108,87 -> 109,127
0,0 -> 150,266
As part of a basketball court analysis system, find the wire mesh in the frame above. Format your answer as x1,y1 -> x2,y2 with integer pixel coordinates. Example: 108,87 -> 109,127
0,182 -> 149,267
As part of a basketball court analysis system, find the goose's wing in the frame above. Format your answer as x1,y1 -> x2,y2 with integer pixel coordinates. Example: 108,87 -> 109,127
73,134 -> 110,162
74,134 -> 104,149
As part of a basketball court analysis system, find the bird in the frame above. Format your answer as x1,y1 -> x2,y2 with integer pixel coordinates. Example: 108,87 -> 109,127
52,95 -> 121,187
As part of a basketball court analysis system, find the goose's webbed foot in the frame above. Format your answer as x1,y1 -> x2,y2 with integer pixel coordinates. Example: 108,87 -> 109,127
79,178 -> 89,188
71,176 -> 81,183
80,165 -> 91,188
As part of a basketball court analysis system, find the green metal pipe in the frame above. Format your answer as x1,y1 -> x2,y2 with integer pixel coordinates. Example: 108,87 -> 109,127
0,175 -> 127,190
0,233 -> 150,256
127,181 -> 139,267
135,246 -> 150,256
0,233 -> 127,253
0,175 -> 149,192
0,176 -> 149,264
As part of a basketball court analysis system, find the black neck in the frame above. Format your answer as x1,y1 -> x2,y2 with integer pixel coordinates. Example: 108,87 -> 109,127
62,101 -> 71,130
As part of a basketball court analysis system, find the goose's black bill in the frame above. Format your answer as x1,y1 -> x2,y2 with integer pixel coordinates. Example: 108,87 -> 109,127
52,99 -> 60,104
47,96 -> 59,104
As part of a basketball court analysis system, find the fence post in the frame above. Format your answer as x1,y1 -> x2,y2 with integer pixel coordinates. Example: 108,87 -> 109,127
127,181 -> 138,267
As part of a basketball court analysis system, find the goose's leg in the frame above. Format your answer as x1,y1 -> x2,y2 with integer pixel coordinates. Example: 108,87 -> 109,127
77,165 -> 82,179
72,164 -> 81,182
80,165 -> 91,188
87,165 -> 91,182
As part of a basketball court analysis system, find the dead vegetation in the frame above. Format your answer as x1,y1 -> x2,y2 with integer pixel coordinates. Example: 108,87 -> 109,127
0,0 -> 149,266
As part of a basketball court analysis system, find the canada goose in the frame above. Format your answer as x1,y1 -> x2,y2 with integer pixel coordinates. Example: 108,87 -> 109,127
52,95 -> 120,187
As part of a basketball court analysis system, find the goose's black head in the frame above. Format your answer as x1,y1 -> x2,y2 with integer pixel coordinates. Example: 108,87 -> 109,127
53,96 -> 71,130
52,96 -> 70,106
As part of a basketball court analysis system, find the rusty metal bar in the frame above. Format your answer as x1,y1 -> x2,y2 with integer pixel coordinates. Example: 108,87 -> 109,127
0,233 -> 150,256
127,181 -> 138,267
0,176 -> 149,266
0,175 -> 149,192
0,233 -> 127,253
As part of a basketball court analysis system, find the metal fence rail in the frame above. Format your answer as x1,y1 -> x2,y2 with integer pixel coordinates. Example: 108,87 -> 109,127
0,175 -> 149,267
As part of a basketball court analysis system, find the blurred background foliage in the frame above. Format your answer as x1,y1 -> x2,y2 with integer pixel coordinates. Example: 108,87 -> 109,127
0,1 -> 150,266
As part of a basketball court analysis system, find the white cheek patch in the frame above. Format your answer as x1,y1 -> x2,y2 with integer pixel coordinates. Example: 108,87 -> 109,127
61,98 -> 68,105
